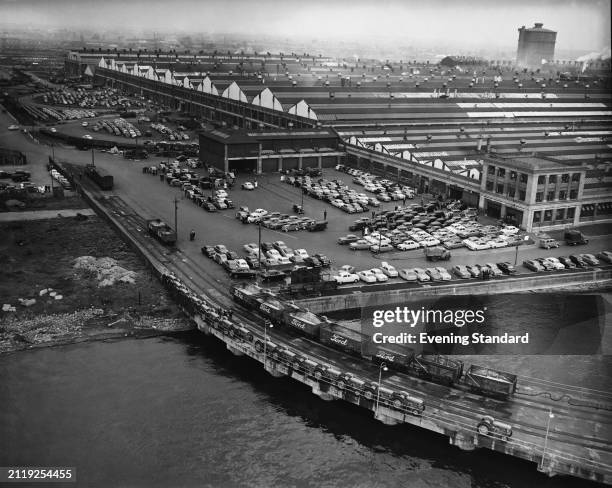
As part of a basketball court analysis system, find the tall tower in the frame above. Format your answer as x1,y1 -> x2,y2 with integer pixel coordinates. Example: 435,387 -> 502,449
516,23 -> 557,69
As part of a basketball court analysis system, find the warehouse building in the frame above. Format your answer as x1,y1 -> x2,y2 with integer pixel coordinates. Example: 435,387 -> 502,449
516,23 -> 557,69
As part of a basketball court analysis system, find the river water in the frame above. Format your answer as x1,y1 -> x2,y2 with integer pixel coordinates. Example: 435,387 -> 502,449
1,294 -> 610,488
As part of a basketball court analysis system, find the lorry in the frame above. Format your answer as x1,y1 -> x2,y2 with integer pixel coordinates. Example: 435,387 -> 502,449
424,246 -> 451,261
564,229 -> 589,246
476,415 -> 513,439
146,219 -> 177,245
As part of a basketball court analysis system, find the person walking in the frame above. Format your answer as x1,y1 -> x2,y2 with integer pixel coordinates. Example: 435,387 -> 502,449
189,229 -> 196,241
323,210 -> 327,221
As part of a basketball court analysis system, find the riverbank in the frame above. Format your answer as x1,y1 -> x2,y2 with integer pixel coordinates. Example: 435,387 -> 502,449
0,211 -> 192,354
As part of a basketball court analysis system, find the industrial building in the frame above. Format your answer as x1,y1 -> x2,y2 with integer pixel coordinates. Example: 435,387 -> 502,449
65,48 -> 610,232
516,23 -> 557,69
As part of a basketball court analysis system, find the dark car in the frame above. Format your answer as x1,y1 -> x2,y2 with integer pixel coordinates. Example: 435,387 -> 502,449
535,258 -> 555,271
597,251 -> 612,264
201,245 -> 215,257
497,262 -> 517,275
203,202 -> 217,212
261,269 -> 287,282
569,254 -> 588,268
338,234 -> 360,245
229,269 -> 257,279
246,256 -> 261,269
349,218 -> 371,231
226,251 -> 239,260
558,256 -> 577,269
261,242 -> 275,253
303,256 -> 322,268
313,254 -> 331,267
523,259 -> 543,272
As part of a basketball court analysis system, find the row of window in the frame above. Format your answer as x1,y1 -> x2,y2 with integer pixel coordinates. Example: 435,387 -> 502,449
486,181 -> 527,200
535,189 -> 578,202
487,166 -> 529,183
533,207 -> 576,223
537,173 -> 581,185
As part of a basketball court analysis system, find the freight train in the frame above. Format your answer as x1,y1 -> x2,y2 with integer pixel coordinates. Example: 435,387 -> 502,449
231,284 -> 518,399
85,164 -> 114,190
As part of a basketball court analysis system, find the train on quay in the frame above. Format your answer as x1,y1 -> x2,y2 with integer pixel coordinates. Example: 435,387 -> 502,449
230,284 -> 518,399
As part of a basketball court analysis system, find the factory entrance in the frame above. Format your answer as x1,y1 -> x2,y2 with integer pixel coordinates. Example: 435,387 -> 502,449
484,199 -> 502,219
228,159 -> 257,174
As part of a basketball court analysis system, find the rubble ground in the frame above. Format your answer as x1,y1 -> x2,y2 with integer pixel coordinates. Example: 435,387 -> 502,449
0,215 -> 192,353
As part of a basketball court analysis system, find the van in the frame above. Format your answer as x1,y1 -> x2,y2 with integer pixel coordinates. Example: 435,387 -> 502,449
539,237 -> 560,249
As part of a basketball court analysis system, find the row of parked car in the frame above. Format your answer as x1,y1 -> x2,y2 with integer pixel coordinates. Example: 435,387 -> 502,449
345,167 -> 416,202
40,87 -> 147,110
234,207 -> 325,232
150,122 -> 190,141
523,252 -> 611,271
201,241 -> 332,279
91,118 -> 141,138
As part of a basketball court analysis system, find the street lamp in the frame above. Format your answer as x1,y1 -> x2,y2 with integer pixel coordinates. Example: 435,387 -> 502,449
375,362 -> 388,415
263,319 -> 273,370
539,408 -> 555,471
513,235 -> 530,266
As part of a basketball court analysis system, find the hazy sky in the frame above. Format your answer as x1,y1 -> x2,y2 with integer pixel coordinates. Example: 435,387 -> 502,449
1,0 -> 610,52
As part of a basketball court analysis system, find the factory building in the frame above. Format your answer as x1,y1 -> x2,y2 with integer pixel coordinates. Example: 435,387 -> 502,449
516,23 -> 557,69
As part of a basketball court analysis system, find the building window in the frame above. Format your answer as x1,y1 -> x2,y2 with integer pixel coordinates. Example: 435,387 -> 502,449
556,208 -> 565,220
536,192 -> 543,202
519,190 -> 526,201
533,210 -> 541,222
547,191 -> 555,201
572,173 -> 581,182
559,190 -> 567,200
486,181 -> 494,191
549,174 -> 557,184
544,210 -> 552,221
520,173 -> 528,183
510,171 -> 517,180
487,165 -> 496,175
507,186 -> 516,198
567,207 -> 575,219
496,184 -> 504,194
561,173 -> 569,183
497,168 -> 506,178
538,175 -> 546,185
569,189 -> 578,199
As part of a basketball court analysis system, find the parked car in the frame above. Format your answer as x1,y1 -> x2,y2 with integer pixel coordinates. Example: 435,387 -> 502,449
569,254 -> 588,268
426,268 -> 442,281
338,234 -> 360,245
303,256 -> 322,268
484,263 -> 503,277
203,202 -> 217,212
241,182 -> 255,190
399,268 -> 418,282
535,258 -> 555,271
542,257 -> 566,270
201,245 -> 215,257
557,256 -> 576,269
397,240 -> 420,251
380,262 -> 398,277
350,239 -> 371,250
452,265 -> 471,279
597,251 -> 612,264
412,268 -> 430,282
466,264 -> 482,278
370,268 -> 389,282
334,270 -> 360,284
261,270 -> 286,282
358,270 -> 377,283
581,254 -> 600,266
497,262 -> 517,275
243,243 -> 259,254
523,259 -> 544,272
370,243 -> 394,253
434,267 -> 452,281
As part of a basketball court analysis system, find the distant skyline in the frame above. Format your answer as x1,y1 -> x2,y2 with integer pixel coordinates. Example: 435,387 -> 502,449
1,0 -> 610,54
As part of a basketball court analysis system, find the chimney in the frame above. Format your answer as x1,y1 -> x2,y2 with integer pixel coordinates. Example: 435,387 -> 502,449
534,23 -> 543,28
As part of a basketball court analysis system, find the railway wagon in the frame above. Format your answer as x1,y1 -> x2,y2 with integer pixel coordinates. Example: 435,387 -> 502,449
410,354 -> 464,385
85,165 -> 114,190
365,344 -> 415,372
464,366 -> 518,398
146,219 -> 177,245
319,323 -> 364,356
258,297 -> 287,323
281,305 -> 322,338
230,284 -> 266,308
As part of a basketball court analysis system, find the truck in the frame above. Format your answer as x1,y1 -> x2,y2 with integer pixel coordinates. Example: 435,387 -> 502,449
85,165 -> 113,190
409,354 -> 464,385
463,365 -> 518,398
424,246 -> 451,261
564,229 -> 589,246
146,219 -> 177,245
477,415 -> 513,439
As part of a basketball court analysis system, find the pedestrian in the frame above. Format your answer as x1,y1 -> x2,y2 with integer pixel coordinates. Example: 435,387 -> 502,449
323,210 -> 327,221
403,195 -> 407,205
189,229 -> 196,241
254,180 -> 258,188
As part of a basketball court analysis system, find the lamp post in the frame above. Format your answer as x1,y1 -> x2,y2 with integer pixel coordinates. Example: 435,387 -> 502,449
263,319 -> 273,370
375,362 -> 388,415
539,408 -> 555,471
514,235 -> 530,266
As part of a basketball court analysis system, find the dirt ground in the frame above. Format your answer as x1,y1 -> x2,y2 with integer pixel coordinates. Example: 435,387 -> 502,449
0,214 -> 192,353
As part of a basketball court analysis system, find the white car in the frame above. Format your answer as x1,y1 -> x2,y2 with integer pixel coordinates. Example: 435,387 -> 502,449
266,249 -> 282,259
399,268 -> 418,281
49,127 -> 57,133
420,238 -> 441,247
8,125 -> 19,131
243,243 -> 259,254
215,190 -> 228,198
82,134 -> 93,140
435,267 -> 453,281
241,182 -> 255,190
542,257 -> 566,270
370,268 -> 389,282
334,271 -> 359,284
263,257 -> 279,266
357,270 -> 377,283
397,240 -> 420,251
294,249 -> 309,259
484,263 -> 504,276
380,262 -> 398,277
500,226 -> 519,235
412,268 -> 431,282
277,256 -> 291,265
247,210 -> 268,223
